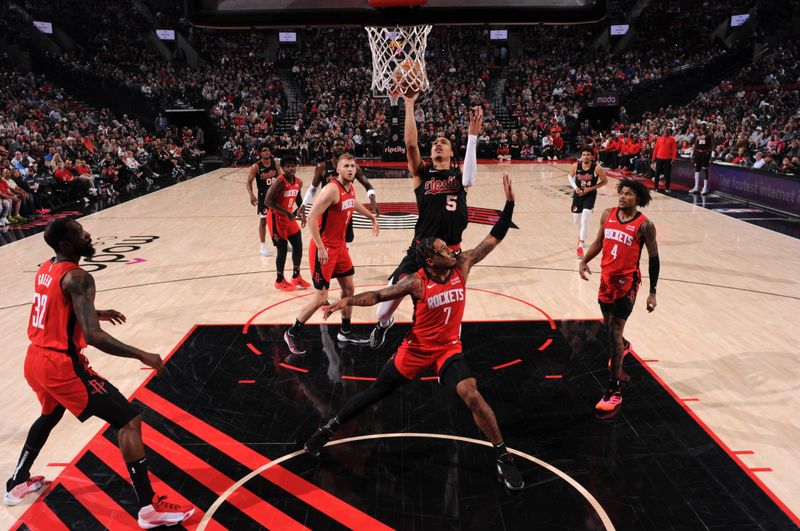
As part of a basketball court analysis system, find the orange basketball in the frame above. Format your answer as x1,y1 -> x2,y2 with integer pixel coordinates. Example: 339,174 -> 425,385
392,58 -> 424,94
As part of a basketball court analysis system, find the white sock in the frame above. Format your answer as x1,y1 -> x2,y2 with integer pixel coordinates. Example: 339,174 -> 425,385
580,209 -> 592,243
693,172 -> 700,190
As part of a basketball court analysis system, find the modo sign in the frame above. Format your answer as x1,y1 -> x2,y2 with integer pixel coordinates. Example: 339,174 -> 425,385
592,93 -> 619,107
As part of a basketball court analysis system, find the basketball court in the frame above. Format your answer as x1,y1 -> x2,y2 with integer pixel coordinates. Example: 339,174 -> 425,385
1,160 -> 799,529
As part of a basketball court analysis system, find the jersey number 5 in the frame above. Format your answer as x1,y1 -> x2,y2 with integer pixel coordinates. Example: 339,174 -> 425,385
31,293 -> 48,329
445,194 -> 457,211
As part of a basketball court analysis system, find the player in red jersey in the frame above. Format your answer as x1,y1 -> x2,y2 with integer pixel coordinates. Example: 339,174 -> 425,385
283,153 -> 380,354
4,218 -> 194,529
265,155 -> 311,292
579,178 -> 659,415
304,175 -> 523,491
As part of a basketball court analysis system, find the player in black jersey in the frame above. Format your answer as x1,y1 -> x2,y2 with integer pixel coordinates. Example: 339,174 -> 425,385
368,91 -> 482,350
303,137 -> 380,247
690,125 -> 711,195
246,147 -> 282,256
568,148 -> 608,258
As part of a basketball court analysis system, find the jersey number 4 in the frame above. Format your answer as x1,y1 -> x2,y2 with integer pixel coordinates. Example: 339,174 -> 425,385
610,244 -> 619,260
31,293 -> 48,329
445,194 -> 457,211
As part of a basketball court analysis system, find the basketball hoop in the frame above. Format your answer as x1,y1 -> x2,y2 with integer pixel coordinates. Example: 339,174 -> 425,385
365,24 -> 433,105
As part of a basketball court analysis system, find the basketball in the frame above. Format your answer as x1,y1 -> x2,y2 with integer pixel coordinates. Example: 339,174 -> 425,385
392,58 -> 424,95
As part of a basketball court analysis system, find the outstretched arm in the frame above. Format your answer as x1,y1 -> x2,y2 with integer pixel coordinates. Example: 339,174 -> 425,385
403,92 -> 424,185
63,270 -> 164,372
462,106 -> 483,188
457,174 -> 515,280
323,274 -> 422,319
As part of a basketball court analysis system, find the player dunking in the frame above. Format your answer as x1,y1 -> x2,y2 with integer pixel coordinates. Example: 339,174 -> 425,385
303,137 -> 380,247
568,148 -> 608,258
264,155 -> 311,291
4,218 -> 194,529
246,146 -> 282,257
368,92 -> 481,350
690,124 -> 711,195
283,153 -> 380,354
579,178 -> 659,414
304,175 -> 523,490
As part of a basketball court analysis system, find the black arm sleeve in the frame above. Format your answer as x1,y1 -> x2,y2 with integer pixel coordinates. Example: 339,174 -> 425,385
489,201 -> 514,241
648,255 -> 660,293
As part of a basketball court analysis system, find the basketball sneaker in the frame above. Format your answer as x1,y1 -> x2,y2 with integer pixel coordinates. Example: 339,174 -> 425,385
260,243 -> 272,257
337,330 -> 370,344
369,317 -> 394,350
608,340 -> 632,368
292,275 -> 311,289
275,279 -> 296,292
595,389 -> 622,412
496,453 -> 524,491
284,330 -> 307,354
3,476 -> 46,506
576,245 -> 584,258
137,494 -> 195,529
304,425 -> 335,457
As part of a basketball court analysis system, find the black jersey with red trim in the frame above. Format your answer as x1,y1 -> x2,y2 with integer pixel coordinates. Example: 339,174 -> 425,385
413,165 -> 468,246
256,158 -> 279,192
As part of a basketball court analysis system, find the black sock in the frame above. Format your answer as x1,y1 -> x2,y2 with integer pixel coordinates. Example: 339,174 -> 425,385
289,319 -> 303,336
340,318 -> 351,334
323,416 -> 341,432
127,456 -> 155,508
493,441 -> 508,460
608,378 -> 621,391
7,445 -> 40,491
276,273 -> 285,283
292,267 -> 300,278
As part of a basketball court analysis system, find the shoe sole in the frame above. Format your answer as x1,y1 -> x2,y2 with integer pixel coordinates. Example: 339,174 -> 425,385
336,334 -> 370,344
369,320 -> 394,350
3,479 -> 45,506
304,443 -> 321,458
138,508 -> 195,529
495,467 -> 524,491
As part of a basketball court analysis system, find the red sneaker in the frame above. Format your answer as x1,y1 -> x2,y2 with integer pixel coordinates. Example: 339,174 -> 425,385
576,245 -> 584,258
138,494 -> 195,529
275,279 -> 296,292
292,275 -> 311,289
595,389 -> 622,412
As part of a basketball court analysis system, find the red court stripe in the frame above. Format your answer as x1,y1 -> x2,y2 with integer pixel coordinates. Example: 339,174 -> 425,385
544,375 -> 562,379
538,338 -> 553,351
46,463 -> 70,467
341,375 -> 377,381
238,379 -> 256,384
58,467 -> 140,529
137,388 -> 392,530
492,359 -> 522,370
680,398 -> 700,402
138,424 -> 305,531
87,436 -> 220,531
420,376 -> 438,381
278,362 -> 309,373
246,343 -> 263,356
15,502 -> 70,531
749,468 -> 773,473
641,359 -> 659,363
734,450 -> 755,455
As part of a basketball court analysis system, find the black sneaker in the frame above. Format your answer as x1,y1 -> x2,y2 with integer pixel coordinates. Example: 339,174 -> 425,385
304,426 -> 334,457
284,330 -> 307,354
496,453 -> 524,491
368,317 -> 394,350
336,330 -> 370,344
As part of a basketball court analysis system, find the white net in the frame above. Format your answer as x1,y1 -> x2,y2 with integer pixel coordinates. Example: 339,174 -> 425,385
365,25 -> 433,102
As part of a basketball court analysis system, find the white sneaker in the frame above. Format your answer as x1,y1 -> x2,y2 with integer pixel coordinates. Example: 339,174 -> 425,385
260,243 -> 272,257
688,187 -> 699,193
137,494 -> 195,529
4,476 -> 46,506
0,217 -> 8,226
701,188 -> 709,195
88,187 -> 98,195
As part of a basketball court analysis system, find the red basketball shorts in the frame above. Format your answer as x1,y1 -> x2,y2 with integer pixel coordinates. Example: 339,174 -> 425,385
309,241 -> 354,290
267,210 -> 300,242
392,340 -> 463,380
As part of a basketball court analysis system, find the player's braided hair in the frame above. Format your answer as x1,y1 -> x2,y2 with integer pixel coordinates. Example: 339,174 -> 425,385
415,237 -> 438,269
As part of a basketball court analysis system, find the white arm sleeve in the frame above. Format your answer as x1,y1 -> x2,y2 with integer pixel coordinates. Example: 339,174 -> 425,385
462,135 -> 478,188
303,185 -> 318,206
568,173 -> 578,190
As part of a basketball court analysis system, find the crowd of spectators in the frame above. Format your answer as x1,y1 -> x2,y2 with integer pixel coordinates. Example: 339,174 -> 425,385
0,65 -> 205,228
589,42 -> 799,177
